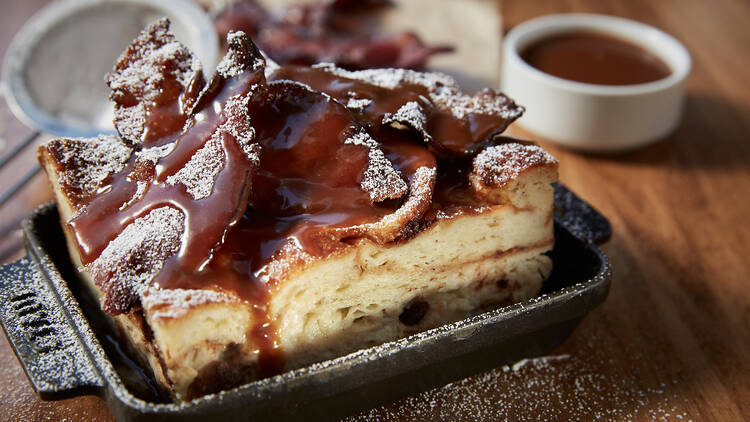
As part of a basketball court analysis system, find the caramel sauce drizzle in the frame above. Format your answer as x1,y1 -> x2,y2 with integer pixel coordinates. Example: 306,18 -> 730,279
269,65 -> 521,156
64,26 -> 524,380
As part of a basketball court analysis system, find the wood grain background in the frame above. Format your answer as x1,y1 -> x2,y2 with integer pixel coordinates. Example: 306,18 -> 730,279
0,0 -> 748,420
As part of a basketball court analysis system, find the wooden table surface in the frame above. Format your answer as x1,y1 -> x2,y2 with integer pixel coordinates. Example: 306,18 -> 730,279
1,0 -> 749,420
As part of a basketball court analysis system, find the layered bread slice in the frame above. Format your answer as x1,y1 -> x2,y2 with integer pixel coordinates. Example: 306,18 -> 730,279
38,19 -> 558,400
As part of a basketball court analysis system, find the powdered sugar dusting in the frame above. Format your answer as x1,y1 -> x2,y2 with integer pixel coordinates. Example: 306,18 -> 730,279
167,137 -> 225,200
262,50 -> 280,78
391,165 -> 436,224
241,142 -> 262,166
383,101 -> 431,142
217,31 -> 265,78
141,287 -> 234,320
106,18 -> 202,145
222,93 -> 259,164
0,254 -> 106,420
119,180 -> 148,211
390,166 -> 437,230
345,347 -> 693,422
256,238 -> 314,284
509,354 -> 570,371
344,131 -> 407,202
136,142 -> 175,164
166,93 -> 258,200
313,63 -> 455,90
435,88 -> 523,121
346,97 -> 373,111
122,143 -> 176,208
394,166 -> 435,218
356,165 -> 436,243
108,20 -> 200,98
472,143 -> 557,188
313,63 -> 524,122
113,102 -> 146,144
89,206 -> 185,314
46,135 -> 133,198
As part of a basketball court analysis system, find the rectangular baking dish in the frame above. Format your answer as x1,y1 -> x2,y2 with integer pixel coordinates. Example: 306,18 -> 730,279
0,184 -> 611,422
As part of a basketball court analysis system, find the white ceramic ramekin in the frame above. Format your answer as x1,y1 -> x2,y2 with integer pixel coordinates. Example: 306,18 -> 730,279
501,14 -> 691,152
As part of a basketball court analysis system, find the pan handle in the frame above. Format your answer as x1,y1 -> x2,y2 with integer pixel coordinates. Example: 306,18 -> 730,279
553,183 -> 612,244
0,255 -> 104,399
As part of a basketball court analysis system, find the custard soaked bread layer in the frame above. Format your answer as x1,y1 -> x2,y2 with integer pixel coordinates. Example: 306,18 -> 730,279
38,19 -> 557,399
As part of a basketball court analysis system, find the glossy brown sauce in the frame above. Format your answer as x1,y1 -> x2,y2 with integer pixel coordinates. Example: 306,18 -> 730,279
270,65 -> 514,155
67,45 -> 519,378
520,32 -> 671,85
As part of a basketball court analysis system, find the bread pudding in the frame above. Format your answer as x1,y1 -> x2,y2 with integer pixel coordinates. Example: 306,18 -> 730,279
38,19 -> 557,400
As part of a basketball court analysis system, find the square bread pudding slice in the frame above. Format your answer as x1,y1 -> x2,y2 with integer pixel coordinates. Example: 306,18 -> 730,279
38,19 -> 558,400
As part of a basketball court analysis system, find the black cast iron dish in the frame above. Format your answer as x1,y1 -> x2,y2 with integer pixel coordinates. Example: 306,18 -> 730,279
0,184 -> 611,421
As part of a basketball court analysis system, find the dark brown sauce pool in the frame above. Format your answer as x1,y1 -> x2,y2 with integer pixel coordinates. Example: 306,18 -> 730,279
520,31 -> 671,85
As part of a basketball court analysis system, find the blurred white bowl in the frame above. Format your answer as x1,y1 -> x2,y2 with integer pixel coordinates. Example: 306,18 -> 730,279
501,14 -> 691,153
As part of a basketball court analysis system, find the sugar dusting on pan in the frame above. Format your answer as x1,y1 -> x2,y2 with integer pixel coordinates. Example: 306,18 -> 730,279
345,342 -> 693,421
0,257 -> 106,421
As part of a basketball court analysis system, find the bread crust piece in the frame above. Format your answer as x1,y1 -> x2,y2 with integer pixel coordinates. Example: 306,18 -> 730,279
40,139 -> 557,399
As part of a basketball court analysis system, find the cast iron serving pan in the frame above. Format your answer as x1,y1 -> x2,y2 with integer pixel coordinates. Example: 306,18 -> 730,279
0,184 -> 611,422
